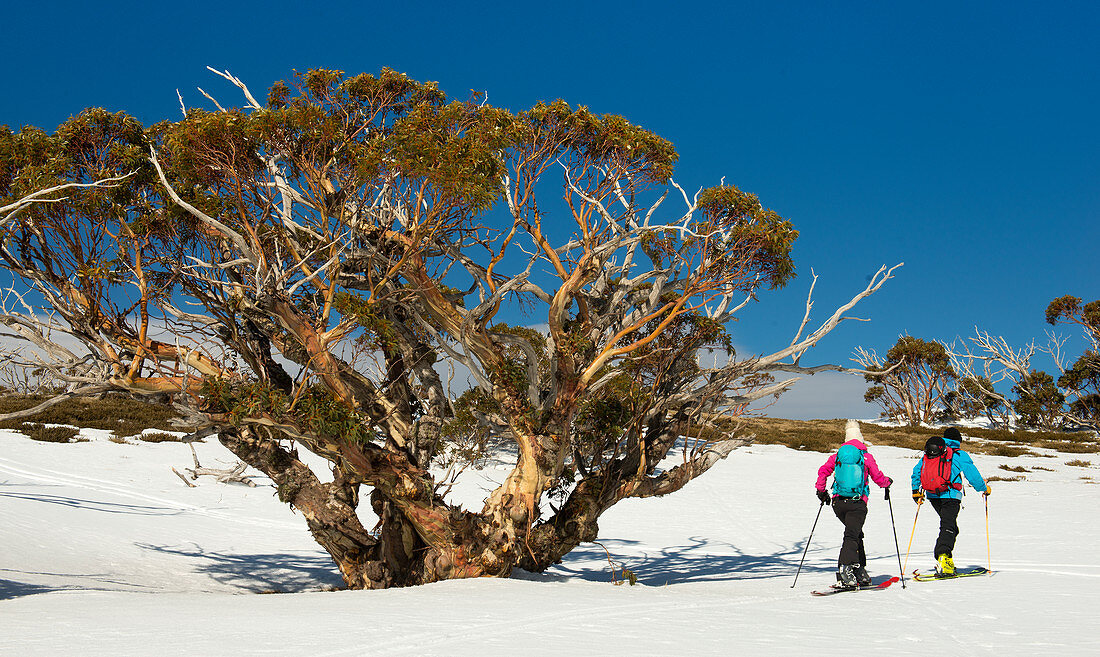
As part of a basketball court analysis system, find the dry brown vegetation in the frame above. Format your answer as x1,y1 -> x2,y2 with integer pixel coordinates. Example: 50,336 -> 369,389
137,432 -> 186,443
0,394 -> 182,439
21,425 -> 84,443
2,394 -> 1097,458
715,417 -> 1099,456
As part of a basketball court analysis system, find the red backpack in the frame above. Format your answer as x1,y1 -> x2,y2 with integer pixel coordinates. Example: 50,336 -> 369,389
920,436 -> 962,494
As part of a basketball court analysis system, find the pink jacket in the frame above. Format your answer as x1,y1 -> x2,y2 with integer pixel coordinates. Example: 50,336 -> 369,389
815,439 -> 892,503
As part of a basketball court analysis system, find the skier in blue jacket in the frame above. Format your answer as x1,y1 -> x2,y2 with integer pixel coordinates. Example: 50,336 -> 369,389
911,427 -> 990,576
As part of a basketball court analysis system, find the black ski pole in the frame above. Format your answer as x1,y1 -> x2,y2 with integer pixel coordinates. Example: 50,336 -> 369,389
885,486 -> 906,588
791,500 -> 826,588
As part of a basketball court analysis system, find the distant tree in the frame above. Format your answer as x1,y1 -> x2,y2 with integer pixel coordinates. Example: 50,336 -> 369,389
947,295 -> 1098,432
1011,370 -> 1065,430
1046,296 -> 1100,429
949,376 -> 1010,428
854,335 -> 955,426
938,380 -> 985,424
0,68 -> 899,589
1045,296 -> 1100,344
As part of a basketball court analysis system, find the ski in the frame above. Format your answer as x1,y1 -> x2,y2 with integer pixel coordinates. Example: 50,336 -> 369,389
811,576 -> 900,596
912,566 -> 990,582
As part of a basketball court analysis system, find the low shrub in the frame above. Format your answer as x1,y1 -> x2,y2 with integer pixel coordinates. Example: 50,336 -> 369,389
999,464 -> 1028,473
137,432 -> 185,443
26,425 -> 82,443
986,444 -> 1034,457
721,418 -> 1098,461
1039,441 -> 1099,454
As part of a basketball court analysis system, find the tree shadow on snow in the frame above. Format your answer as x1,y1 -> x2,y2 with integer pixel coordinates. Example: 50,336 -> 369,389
0,566 -> 164,599
0,577 -> 59,600
545,536 -> 844,586
0,490 -> 184,516
136,543 -> 345,593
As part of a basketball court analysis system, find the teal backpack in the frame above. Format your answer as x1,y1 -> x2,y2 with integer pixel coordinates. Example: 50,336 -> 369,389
832,444 -> 868,498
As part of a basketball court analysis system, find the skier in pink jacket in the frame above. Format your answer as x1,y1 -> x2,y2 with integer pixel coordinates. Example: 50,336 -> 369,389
815,420 -> 893,588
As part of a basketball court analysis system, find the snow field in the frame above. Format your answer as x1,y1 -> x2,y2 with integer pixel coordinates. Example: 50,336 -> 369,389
2,431 -> 1098,656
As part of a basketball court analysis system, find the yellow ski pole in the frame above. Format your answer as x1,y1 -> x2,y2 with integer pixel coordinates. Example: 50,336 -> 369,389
990,493 -> 998,567
902,498 -> 921,576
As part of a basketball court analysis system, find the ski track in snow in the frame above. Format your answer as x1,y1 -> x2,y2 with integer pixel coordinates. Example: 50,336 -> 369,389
0,455 -> 298,530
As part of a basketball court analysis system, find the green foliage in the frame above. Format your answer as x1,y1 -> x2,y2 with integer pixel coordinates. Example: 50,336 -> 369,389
437,324 -> 552,467
0,108 -> 153,213
332,291 -> 398,348
0,124 -> 15,196
879,335 -> 953,375
1059,351 -> 1100,392
163,109 -> 263,186
1059,351 -> 1100,426
573,373 -> 646,460
864,384 -> 886,404
1046,295 -> 1100,338
1012,370 -> 1066,430
200,378 -> 379,445
438,387 -> 501,468
696,185 -> 798,289
621,309 -> 733,380
942,376 -> 1005,424
1041,296 -> 1100,429
382,101 -> 512,213
521,100 -> 678,184
963,376 -> 1004,410
863,335 -> 955,425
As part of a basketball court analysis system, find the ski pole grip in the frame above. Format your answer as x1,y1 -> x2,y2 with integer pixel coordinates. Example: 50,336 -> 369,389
884,486 -> 891,500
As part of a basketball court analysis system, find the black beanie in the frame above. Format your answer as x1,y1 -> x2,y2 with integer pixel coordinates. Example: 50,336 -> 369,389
943,427 -> 962,442
924,436 -> 947,458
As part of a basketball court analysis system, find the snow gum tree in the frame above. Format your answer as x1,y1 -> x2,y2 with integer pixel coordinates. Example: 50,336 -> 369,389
0,68 -> 899,589
854,335 -> 954,425
1046,296 -> 1100,427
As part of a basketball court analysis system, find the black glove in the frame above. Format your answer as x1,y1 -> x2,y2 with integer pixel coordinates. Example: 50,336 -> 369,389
912,489 -> 925,505
884,477 -> 893,500
816,489 -> 831,505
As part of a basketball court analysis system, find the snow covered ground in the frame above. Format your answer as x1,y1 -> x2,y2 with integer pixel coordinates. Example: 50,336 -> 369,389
2,427 -> 1098,656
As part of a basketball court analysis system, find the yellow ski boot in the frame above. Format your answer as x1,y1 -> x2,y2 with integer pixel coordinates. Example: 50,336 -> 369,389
936,554 -> 956,578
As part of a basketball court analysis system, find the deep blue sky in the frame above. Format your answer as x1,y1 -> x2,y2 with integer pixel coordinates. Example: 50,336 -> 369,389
2,1 -> 1097,418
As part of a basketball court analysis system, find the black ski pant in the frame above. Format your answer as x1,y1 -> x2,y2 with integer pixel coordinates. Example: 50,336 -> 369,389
929,497 -> 961,557
831,497 -> 868,567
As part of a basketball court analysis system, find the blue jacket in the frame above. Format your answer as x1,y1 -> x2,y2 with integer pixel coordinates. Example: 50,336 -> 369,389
910,438 -> 986,500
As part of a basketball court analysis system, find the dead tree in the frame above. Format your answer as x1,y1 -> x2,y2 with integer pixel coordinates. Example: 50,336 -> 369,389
948,322 -> 1099,432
